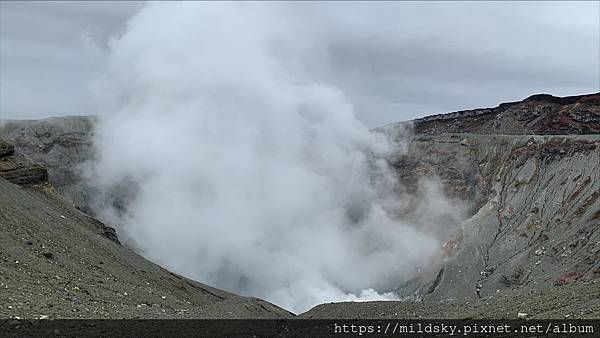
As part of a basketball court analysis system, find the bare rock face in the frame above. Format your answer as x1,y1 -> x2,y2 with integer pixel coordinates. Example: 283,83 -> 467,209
0,116 -> 95,208
0,141 -> 49,187
412,93 -> 600,135
390,133 -> 600,302
0,141 -> 15,157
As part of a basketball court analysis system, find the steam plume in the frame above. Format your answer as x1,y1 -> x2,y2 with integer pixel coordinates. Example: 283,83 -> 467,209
89,2 -> 456,312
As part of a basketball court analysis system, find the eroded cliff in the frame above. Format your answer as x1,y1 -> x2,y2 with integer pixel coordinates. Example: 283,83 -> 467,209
394,134 -> 600,303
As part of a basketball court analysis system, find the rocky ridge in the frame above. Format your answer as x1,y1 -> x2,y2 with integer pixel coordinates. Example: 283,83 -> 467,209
411,93 -> 600,135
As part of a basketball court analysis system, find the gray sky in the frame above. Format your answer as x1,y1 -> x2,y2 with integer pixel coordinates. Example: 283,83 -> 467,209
1,1 -> 599,127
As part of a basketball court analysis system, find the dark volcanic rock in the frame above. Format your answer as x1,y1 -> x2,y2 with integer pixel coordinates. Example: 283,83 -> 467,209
103,225 -> 122,245
82,215 -> 123,246
0,116 -> 95,207
0,152 -> 49,186
0,141 -> 15,158
410,93 -> 600,135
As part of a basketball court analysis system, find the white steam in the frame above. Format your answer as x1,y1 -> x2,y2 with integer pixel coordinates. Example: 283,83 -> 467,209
89,2 -> 449,313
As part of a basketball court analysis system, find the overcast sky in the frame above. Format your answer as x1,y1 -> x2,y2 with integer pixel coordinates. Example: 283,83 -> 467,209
1,1 -> 599,127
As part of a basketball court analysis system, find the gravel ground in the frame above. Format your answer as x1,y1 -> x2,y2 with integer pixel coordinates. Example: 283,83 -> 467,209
0,177 -> 292,319
301,281 -> 600,319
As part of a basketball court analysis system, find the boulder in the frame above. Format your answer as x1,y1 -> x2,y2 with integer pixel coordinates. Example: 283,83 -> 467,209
0,153 -> 48,186
0,141 -> 15,158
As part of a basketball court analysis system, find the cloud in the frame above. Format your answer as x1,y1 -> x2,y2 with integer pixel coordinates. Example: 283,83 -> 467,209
312,2 -> 599,122
0,1 -> 140,118
1,1 -> 598,125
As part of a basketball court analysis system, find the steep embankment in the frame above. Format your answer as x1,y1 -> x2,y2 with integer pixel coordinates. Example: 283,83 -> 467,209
417,134 -> 600,301
304,133 -> 600,319
0,142 -> 292,319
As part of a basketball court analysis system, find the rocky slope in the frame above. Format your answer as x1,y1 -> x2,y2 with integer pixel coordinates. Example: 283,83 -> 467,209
303,133 -> 600,319
0,145 -> 292,319
415,134 -> 600,302
384,134 -> 600,307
